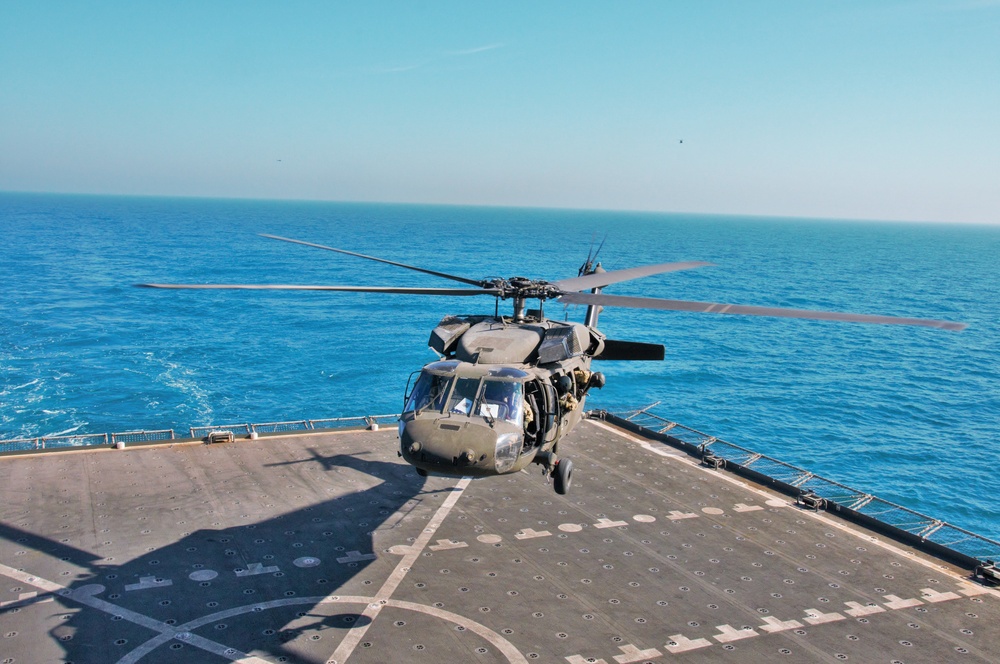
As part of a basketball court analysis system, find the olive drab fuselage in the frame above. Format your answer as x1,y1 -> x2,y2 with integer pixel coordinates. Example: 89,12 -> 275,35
398,316 -> 604,483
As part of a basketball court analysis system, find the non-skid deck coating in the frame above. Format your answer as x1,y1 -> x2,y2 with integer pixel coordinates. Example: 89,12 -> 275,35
1,419 -> 997,664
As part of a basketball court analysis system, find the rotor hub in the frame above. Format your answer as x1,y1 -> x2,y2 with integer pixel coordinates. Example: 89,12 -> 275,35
487,278 -> 560,302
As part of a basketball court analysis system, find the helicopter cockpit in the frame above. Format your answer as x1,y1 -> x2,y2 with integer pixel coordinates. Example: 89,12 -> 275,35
403,361 -> 526,427
399,361 -> 533,477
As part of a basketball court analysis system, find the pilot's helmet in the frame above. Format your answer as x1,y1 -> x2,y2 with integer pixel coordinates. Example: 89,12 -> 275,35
556,374 -> 573,394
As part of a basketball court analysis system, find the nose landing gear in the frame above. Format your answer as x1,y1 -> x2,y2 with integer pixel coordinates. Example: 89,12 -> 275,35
536,451 -> 574,495
552,457 -> 573,495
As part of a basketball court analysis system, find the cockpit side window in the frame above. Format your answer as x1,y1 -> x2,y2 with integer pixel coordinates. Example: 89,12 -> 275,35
404,371 -> 449,413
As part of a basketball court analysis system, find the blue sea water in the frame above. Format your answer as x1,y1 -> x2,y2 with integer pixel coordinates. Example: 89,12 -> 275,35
2,192 -> 999,540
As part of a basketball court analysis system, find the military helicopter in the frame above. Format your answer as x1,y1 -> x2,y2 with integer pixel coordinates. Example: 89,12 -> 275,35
140,234 -> 965,495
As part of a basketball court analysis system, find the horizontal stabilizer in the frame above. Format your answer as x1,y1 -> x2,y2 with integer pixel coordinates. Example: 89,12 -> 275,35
595,339 -> 665,361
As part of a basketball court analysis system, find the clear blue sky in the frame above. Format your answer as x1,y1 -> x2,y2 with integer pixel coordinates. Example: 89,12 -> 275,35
2,1 -> 998,223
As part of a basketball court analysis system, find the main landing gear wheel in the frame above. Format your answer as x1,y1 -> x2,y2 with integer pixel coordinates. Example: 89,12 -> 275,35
553,458 -> 573,495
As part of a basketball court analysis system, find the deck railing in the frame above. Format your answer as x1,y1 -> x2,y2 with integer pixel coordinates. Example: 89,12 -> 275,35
599,402 -> 1000,568
0,415 -> 399,454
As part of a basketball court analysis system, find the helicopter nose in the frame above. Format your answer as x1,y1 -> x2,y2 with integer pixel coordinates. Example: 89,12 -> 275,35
400,417 -> 506,476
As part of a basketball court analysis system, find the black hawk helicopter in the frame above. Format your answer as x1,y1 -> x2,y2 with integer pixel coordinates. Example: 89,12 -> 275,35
140,234 -> 964,495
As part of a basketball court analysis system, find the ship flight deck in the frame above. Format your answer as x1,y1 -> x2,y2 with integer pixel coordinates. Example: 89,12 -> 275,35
1,416 -> 997,663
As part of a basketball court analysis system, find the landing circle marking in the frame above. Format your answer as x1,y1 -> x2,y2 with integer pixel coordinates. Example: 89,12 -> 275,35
188,570 -> 218,581
293,557 -> 321,568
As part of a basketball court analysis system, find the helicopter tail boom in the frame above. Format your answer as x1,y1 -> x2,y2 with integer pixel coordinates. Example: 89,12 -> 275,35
594,338 -> 666,361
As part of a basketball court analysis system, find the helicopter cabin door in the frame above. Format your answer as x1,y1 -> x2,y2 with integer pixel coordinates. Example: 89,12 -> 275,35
524,379 -> 557,449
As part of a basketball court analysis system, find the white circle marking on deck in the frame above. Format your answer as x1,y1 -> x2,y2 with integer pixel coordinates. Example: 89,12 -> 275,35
293,557 -> 321,568
188,570 -> 218,581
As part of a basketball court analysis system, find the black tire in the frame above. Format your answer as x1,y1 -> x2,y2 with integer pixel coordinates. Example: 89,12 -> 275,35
416,467 -> 428,477
553,458 -> 573,495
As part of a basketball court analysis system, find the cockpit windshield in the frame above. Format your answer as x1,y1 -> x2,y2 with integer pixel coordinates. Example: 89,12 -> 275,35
403,371 -> 448,414
404,369 -> 524,427
446,378 -> 481,416
480,380 -> 523,426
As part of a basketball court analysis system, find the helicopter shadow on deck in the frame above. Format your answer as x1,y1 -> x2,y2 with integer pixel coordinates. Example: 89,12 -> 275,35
1,449 -> 440,664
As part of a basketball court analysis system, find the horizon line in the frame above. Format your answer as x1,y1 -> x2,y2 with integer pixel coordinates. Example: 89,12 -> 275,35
1,188 -> 997,228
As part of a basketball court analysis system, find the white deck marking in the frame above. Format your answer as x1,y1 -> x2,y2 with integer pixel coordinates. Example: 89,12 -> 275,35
713,624 -> 759,642
920,587 -> 961,602
959,581 -> 991,596
124,575 -> 172,591
844,601 -> 885,617
125,594 -> 529,664
883,594 -> 924,610
428,538 -> 468,551
385,598 -> 529,664
758,616 -> 803,632
803,608 -> 846,625
515,528 -> 552,540
613,643 -> 662,663
335,550 -> 377,563
235,562 -> 279,576
189,569 -> 219,580
0,589 -> 54,609
664,633 -> 711,653
111,473 -> 522,664
0,566 -> 286,664
0,562 -> 65,593
328,477 -> 475,664
590,419 -> 679,457
293,556 -> 321,568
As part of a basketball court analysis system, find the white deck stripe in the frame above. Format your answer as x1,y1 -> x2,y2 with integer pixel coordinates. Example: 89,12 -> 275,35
327,477 -> 473,664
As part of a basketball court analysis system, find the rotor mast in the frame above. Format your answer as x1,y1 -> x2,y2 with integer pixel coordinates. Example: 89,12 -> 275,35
513,294 -> 528,322
505,277 -> 554,322
583,263 -> 606,328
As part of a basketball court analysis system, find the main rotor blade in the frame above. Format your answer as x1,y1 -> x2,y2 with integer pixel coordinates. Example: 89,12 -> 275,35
558,291 -> 966,330
554,261 -> 714,292
137,283 -> 500,296
260,234 -> 485,287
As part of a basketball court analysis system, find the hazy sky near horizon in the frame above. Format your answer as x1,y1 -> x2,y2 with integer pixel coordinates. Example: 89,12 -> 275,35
2,1 -> 998,224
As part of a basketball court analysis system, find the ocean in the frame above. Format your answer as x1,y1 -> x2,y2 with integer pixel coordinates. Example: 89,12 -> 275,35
2,192 -> 998,540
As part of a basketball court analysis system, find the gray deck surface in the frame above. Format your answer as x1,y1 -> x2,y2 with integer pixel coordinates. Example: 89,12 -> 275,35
1,418 -> 997,664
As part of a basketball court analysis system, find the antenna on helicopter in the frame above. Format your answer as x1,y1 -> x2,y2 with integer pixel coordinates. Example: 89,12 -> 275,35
580,233 -> 608,277
578,234 -> 608,327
